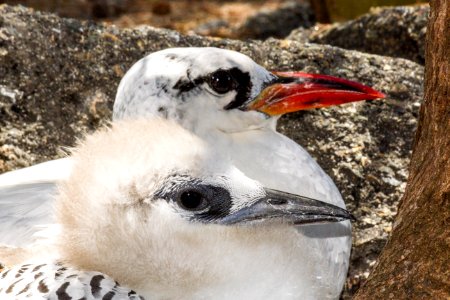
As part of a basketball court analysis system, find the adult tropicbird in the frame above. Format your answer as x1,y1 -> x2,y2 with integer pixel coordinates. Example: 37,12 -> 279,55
0,47 -> 384,297
0,119 -> 353,299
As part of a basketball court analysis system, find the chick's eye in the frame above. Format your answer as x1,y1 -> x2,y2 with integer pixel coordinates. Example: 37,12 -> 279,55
177,190 -> 209,211
208,70 -> 235,94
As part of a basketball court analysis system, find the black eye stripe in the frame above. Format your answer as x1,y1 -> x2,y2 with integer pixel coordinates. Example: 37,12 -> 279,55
173,77 -> 205,95
154,175 -> 232,223
222,68 -> 252,110
194,185 -> 232,221
173,67 -> 252,110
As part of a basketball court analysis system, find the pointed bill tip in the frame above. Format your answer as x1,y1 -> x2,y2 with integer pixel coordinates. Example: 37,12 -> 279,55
219,188 -> 354,226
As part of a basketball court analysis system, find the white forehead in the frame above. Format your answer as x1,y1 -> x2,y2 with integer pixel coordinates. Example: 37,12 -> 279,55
149,47 -> 262,76
122,47 -> 268,85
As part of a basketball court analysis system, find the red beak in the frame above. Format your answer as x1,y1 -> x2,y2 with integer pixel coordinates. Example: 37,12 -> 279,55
243,71 -> 385,116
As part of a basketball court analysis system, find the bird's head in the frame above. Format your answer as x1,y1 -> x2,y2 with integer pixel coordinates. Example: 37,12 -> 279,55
56,119 -> 353,298
113,47 -> 384,134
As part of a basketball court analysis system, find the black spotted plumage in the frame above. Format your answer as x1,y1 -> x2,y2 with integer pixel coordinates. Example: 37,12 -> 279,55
0,263 -> 145,299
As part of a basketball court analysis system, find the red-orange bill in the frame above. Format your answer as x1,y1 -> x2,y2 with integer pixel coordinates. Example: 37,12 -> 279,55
243,71 -> 385,116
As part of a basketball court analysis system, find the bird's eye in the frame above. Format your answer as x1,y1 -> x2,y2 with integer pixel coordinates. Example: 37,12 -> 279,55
208,70 -> 235,94
177,190 -> 209,211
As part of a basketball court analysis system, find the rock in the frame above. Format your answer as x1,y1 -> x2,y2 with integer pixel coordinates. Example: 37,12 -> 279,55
291,5 -> 429,64
89,0 -> 131,18
236,1 -> 315,40
0,5 -> 423,297
193,19 -> 231,37
4,0 -> 132,19
151,1 -> 171,16
284,26 -> 313,43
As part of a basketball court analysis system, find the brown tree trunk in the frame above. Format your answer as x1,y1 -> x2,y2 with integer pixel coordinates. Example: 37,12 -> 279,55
354,1 -> 450,298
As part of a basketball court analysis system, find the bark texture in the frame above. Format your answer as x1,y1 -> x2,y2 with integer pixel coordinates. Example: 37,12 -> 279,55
355,0 -> 449,298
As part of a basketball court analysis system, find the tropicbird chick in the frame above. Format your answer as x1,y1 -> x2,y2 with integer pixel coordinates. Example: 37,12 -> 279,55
0,119 -> 352,300
0,47 -> 384,297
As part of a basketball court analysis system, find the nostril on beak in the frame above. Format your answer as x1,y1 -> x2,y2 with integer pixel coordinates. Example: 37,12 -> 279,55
267,198 -> 288,205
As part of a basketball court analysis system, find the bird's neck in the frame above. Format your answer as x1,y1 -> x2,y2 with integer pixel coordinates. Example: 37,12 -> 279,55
132,225 -> 319,300
177,105 -> 278,138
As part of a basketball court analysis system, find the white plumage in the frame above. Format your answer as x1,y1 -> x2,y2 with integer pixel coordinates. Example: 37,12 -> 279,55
0,47 -> 384,298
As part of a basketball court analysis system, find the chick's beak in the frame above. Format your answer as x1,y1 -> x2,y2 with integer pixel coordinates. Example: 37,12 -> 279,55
219,188 -> 354,226
243,71 -> 385,116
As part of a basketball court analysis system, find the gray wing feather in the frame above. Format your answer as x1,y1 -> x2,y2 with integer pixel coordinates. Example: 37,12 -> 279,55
0,182 -> 57,247
0,158 -> 73,247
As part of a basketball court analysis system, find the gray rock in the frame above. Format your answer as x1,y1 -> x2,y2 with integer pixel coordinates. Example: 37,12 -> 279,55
3,0 -> 132,18
193,19 -> 230,37
0,5 -> 423,297
236,1 -> 315,40
288,5 -> 428,64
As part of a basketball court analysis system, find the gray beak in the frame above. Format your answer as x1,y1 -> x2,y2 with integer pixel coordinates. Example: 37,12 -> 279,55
219,188 -> 354,225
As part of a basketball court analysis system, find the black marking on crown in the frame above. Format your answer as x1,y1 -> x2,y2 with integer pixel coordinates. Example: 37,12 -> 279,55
173,67 -> 252,110
165,53 -> 179,61
157,106 -> 167,114
55,281 -> 71,300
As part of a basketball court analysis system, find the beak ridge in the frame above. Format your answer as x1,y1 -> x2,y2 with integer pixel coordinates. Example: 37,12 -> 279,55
219,188 -> 354,226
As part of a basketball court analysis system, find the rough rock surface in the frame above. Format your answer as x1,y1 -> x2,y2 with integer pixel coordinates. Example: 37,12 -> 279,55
235,0 -> 314,40
0,5 -> 423,298
4,0 -> 132,18
288,5 -> 428,64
